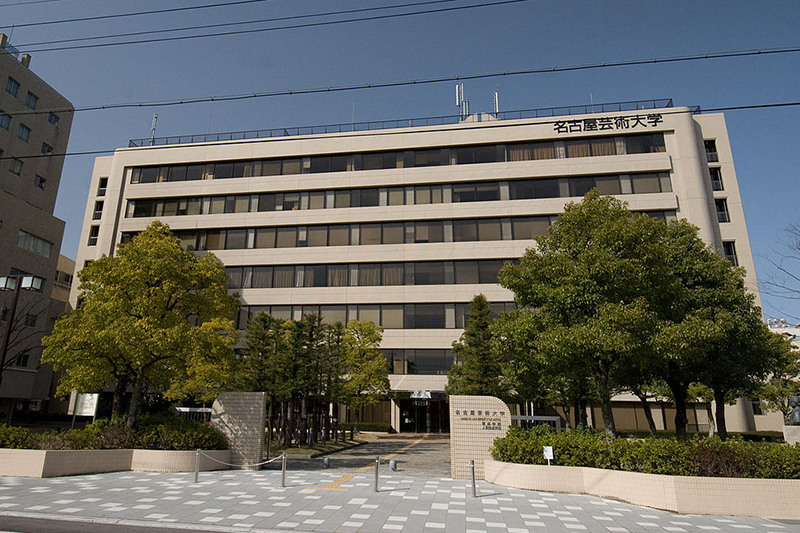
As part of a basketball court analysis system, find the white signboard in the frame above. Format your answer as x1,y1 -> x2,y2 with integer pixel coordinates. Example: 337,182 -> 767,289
543,446 -> 554,465
68,392 -> 99,417
411,390 -> 431,399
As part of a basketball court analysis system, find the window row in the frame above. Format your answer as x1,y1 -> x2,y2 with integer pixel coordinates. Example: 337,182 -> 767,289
17,230 -> 53,258
129,133 -> 667,184
121,211 -> 677,252
125,172 -> 672,218
383,349 -> 455,375
236,302 -> 517,330
225,259 -> 515,289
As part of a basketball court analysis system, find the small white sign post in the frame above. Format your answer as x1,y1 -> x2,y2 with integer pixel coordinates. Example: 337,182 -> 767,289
543,446 -> 554,466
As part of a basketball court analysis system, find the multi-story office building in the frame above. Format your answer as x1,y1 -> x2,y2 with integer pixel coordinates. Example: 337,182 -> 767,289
73,99 -> 773,432
0,34 -> 74,420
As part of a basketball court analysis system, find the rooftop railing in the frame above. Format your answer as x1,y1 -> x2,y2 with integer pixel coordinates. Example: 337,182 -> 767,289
129,98 -> 682,148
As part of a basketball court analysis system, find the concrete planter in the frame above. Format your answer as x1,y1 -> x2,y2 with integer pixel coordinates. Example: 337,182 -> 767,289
485,458 -> 799,519
0,448 -> 230,478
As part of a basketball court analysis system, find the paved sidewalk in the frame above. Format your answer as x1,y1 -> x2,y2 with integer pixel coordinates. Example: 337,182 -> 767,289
0,467 -> 796,533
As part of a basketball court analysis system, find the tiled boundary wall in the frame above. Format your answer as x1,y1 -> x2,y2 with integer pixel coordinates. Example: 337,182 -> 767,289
210,392 -> 267,470
0,449 -> 231,478
485,458 -> 799,519
449,395 -> 511,479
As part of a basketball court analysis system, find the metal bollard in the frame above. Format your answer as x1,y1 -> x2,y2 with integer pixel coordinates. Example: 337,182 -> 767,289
194,449 -> 200,483
350,429 -> 354,440
374,456 -> 380,492
323,456 -> 330,469
470,460 -> 477,498
281,452 -> 287,488
389,459 -> 397,472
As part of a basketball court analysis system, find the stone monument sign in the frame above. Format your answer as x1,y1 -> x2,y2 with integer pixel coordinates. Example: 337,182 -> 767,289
449,395 -> 511,479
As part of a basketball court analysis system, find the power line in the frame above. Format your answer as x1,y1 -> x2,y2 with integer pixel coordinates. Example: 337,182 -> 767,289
6,45 -> 800,118
2,101 -> 799,162
0,0 -> 76,7
15,0 -> 469,48
17,0 -> 532,53
0,0 -> 281,29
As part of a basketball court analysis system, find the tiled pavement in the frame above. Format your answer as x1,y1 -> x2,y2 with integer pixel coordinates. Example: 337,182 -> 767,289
0,468 -> 796,533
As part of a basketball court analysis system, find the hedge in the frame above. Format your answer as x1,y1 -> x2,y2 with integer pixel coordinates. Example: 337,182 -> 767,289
491,426 -> 800,479
0,416 -> 227,451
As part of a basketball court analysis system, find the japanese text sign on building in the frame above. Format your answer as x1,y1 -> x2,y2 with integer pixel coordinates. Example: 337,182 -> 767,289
553,113 -> 663,134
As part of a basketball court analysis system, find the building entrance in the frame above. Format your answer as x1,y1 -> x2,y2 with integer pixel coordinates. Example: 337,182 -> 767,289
398,398 -> 449,433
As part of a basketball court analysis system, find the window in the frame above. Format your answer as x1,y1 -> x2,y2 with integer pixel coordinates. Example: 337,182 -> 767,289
0,112 -> 9,130
48,112 -> 60,126
5,77 -> 19,97
413,221 -> 444,243
722,241 -> 739,266
34,175 -> 46,189
17,124 -> 30,142
513,217 -> 550,240
709,167 -> 724,191
715,199 -> 730,223
626,133 -> 666,154
97,177 -> 108,196
18,230 -> 53,257
88,226 -> 99,246
25,92 -> 38,110
704,140 -> 718,162
10,158 -> 23,175
41,143 -> 53,155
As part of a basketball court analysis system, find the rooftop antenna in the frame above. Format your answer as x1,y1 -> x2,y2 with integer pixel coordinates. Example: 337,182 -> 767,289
150,113 -> 158,146
493,88 -> 499,117
455,83 -> 464,119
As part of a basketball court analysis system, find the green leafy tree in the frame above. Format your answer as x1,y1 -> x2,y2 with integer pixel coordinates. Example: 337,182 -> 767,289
756,334 -> 800,423
341,319 -> 389,432
42,222 -> 239,427
446,294 -> 510,400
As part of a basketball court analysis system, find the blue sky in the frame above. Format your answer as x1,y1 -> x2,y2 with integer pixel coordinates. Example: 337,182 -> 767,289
2,0 -> 799,320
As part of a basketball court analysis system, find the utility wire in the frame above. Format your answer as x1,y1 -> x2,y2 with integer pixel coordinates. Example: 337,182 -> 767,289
17,0 -> 532,53
6,45 -> 800,117
16,0 -> 467,48
0,0 -> 76,6
2,101 -> 800,161
0,0 -> 281,29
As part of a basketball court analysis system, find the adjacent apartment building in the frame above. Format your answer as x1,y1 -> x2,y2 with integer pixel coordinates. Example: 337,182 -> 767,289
0,34 -> 74,420
72,99 -> 779,433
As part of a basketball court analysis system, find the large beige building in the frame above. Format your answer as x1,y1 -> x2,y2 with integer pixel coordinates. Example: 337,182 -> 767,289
73,100 -> 777,432
0,34 -> 74,420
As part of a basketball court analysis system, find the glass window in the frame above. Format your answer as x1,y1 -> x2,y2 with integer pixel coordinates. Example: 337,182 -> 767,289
715,199 -> 730,223
258,194 -> 276,212
17,124 -> 30,143
590,137 -> 616,156
331,155 -> 349,172
304,265 -> 327,287
414,221 -> 444,243
383,223 -> 404,244
360,224 -> 381,245
0,112 -> 9,130
566,139 -> 591,158
162,199 -> 178,216
224,196 -> 236,214
272,306 -> 292,320
382,263 -> 404,285
327,265 -> 349,287
382,305 -> 404,329
387,187 -> 405,206
455,261 -> 480,284
235,195 -> 249,213
186,164 -> 205,181
209,196 -> 225,214
476,183 -> 500,201
709,167 -> 724,191
479,260 -> 505,283
169,165 -> 188,182
307,226 -> 328,247
256,228 -> 276,248
627,133 -> 666,154
509,180 -> 534,200
415,186 -> 433,204
534,178 -> 560,198
415,350 -> 451,375
632,173 -> 662,194
283,193 -> 300,211
310,156 -> 332,173
309,191 -> 326,209
360,188 -> 379,207
225,229 -> 246,249
320,305 -> 347,325
233,161 -> 253,178
334,190 -> 351,208
261,160 -> 282,176
472,144 -> 500,163
453,220 -> 478,242
359,264 -> 381,286
205,231 -> 224,250
570,177 -> 595,197
452,184 -> 475,203
214,162 -> 234,179
358,305 -> 381,325
328,225 -> 350,246
477,219 -> 502,241
508,143 -> 533,162
226,268 -> 243,289
414,304 -> 446,328
276,227 -> 297,247
513,217 -> 550,240
595,176 -> 622,195
48,112 -> 60,126
361,153 -> 384,170
281,159 -> 302,174
722,241 -> 738,266
186,198 -> 201,215
5,77 -> 19,97
252,266 -> 273,288
273,267 -> 295,288
414,262 -> 445,285
413,149 -> 443,167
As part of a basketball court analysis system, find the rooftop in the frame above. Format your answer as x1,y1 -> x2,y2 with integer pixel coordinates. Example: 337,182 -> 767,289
129,98 -> 694,148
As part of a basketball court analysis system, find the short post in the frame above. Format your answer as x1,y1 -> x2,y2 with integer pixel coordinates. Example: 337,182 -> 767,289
281,452 -> 287,488
194,449 -> 200,484
374,456 -> 380,492
470,460 -> 477,498
389,458 -> 397,472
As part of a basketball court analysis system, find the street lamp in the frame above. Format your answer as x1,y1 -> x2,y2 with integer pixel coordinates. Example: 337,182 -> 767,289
0,274 -> 45,390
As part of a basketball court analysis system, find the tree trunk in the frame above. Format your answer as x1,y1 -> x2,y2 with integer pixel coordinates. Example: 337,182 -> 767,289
284,400 -> 293,448
127,369 -> 145,428
713,389 -> 728,441
600,397 -> 616,437
633,389 -> 658,437
672,387 -> 689,439
704,400 -> 715,437
111,377 -> 129,418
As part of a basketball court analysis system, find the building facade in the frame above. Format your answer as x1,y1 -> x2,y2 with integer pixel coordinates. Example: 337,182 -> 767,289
0,34 -> 74,420
72,100 -> 774,432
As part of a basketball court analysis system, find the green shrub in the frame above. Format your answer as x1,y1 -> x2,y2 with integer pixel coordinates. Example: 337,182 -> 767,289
131,415 -> 227,450
491,427 -> 800,479
0,424 -> 32,449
